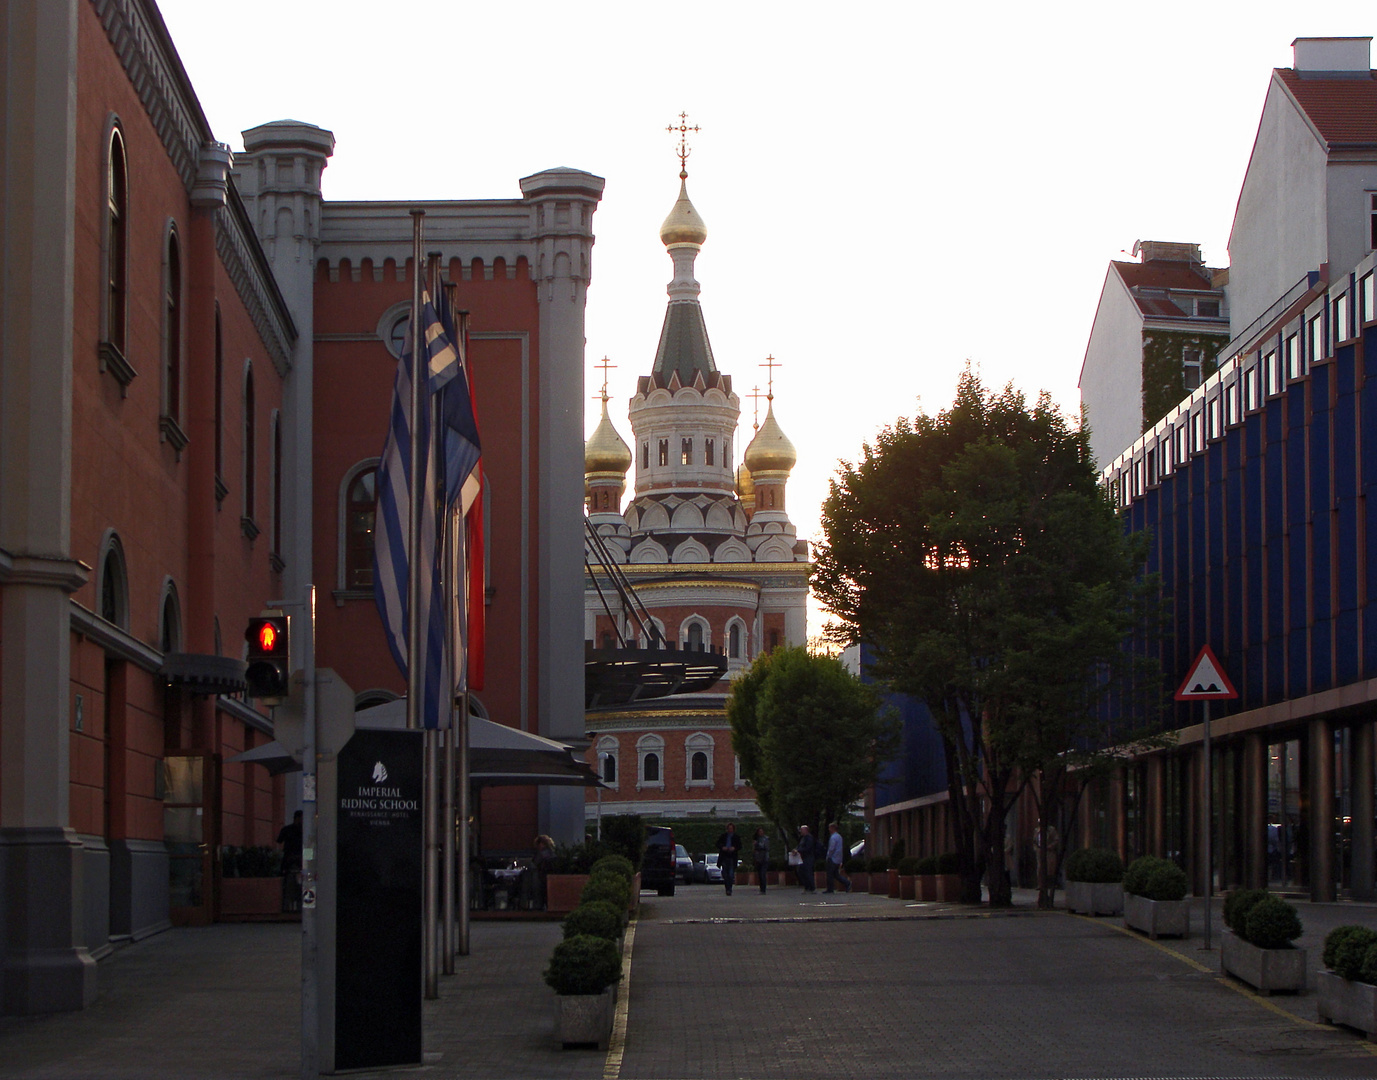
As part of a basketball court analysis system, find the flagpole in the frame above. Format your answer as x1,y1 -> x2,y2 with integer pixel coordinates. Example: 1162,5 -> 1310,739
1202,697 -> 1212,951
422,252 -> 442,1000
456,303 -> 474,957
405,210 -> 425,733
441,498 -> 457,975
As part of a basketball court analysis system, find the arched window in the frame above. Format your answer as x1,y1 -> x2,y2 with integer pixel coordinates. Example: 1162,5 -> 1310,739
685,732 -> 714,788
99,122 -> 132,388
728,622 -> 742,659
596,736 -> 619,789
242,363 -> 257,535
686,621 -> 704,651
98,533 -> 129,630
270,410 -> 283,566
339,461 -> 379,592
214,305 -> 225,500
159,582 -> 181,654
637,734 -> 664,790
159,226 -> 186,454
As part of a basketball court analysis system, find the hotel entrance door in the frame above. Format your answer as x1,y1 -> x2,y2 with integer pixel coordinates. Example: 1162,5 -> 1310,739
163,752 -> 219,926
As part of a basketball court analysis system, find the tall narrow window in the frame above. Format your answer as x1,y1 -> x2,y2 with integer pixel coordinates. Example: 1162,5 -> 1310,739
1362,273 -> 1375,324
102,127 -> 128,366
214,306 -> 226,501
643,754 -> 659,783
680,438 -> 692,465
99,536 -> 129,630
1334,294 -> 1350,347
160,228 -> 184,448
1265,351 -> 1280,396
641,442 -> 649,470
1182,348 -> 1203,390
242,365 -> 258,537
724,438 -> 732,471
658,439 -> 668,467
1308,315 -> 1325,364
344,466 -> 377,589
1369,192 -> 1377,251
705,438 -> 714,466
768,629 -> 780,652
271,411 -> 283,569
160,585 -> 182,654
686,622 -> 704,650
1284,334 -> 1299,381
729,623 -> 741,659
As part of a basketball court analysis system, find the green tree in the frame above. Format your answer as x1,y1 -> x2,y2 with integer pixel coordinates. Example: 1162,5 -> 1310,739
813,370 -> 1158,908
727,646 -> 896,844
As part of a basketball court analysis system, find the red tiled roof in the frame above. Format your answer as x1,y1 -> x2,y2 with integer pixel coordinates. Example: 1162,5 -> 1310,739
1275,68 -> 1377,148
1112,261 -> 1214,292
1137,296 -> 1187,318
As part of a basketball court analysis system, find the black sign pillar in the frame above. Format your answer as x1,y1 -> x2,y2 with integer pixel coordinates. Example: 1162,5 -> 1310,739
332,728 -> 424,1071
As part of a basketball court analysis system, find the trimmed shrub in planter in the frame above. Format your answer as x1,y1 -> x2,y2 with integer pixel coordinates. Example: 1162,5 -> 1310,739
589,855 -> 636,884
1318,926 -> 1377,1038
1064,847 -> 1124,916
1123,856 -> 1189,939
581,873 -> 630,913
546,935 -> 621,1049
1222,888 -> 1269,934
1219,895 -> 1305,994
896,856 -> 919,900
562,902 -> 623,943
867,858 -> 889,894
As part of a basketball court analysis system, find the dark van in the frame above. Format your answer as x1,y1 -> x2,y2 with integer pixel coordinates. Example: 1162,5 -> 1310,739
640,825 -> 676,896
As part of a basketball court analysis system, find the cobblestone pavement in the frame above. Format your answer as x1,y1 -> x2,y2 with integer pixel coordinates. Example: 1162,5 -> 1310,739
0,881 -> 1373,1079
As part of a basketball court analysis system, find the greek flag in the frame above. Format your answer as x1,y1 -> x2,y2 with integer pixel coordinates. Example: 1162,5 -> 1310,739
372,304 -> 451,730
431,286 -> 482,515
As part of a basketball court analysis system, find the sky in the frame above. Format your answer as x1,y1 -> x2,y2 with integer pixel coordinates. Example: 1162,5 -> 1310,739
158,0 -> 1373,625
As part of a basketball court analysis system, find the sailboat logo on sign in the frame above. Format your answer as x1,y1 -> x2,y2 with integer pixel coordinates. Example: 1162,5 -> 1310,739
1174,645 -> 1238,701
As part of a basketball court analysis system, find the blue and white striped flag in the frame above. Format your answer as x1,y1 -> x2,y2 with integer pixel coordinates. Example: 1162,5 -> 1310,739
372,306 -> 450,730
430,287 -> 482,514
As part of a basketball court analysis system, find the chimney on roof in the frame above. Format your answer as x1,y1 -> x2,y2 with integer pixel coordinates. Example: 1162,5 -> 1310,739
1292,37 -> 1371,76
1133,240 -> 1202,266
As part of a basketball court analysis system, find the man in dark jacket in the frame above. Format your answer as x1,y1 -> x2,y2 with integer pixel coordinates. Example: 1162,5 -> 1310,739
715,823 -> 743,895
796,825 -> 818,892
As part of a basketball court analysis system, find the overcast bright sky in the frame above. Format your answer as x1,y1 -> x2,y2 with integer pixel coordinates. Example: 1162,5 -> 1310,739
159,0 -> 1373,612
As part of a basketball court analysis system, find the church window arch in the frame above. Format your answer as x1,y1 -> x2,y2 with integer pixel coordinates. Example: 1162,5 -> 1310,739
682,617 -> 709,651
597,735 -> 619,790
97,531 -> 130,631
727,618 -> 746,660
100,118 -> 131,383
685,732 -> 714,788
159,580 -> 182,653
637,734 -> 664,790
338,458 -> 379,593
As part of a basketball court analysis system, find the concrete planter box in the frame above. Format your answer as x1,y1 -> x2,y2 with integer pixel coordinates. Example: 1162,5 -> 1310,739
935,874 -> 962,902
898,875 -> 916,900
219,877 -> 283,918
545,874 -> 589,915
1317,971 -> 1377,1039
1220,931 -> 1307,994
868,872 -> 889,895
916,875 -> 937,901
1065,880 -> 1124,916
887,869 -> 900,898
556,989 -> 615,1049
850,872 -> 869,892
1123,893 -> 1189,939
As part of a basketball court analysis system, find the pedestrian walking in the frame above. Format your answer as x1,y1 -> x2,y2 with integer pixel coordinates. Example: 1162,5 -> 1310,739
277,810 -> 303,913
795,825 -> 818,892
716,822 -> 742,895
753,827 -> 770,893
824,821 -> 851,894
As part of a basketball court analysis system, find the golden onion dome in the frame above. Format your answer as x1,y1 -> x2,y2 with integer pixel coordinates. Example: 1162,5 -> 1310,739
659,177 -> 708,247
584,397 -> 632,476
743,402 -> 796,473
736,461 -> 755,502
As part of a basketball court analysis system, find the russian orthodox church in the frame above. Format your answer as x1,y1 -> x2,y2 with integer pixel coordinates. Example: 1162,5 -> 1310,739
582,157 -> 809,825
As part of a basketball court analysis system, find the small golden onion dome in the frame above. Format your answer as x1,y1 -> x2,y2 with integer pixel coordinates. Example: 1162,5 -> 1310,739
736,461 -> 755,502
584,398 -> 632,476
659,178 -> 708,247
743,402 -> 796,473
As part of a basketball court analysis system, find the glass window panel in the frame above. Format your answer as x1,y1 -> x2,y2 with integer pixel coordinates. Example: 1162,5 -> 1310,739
162,757 -> 202,804
163,806 -> 203,844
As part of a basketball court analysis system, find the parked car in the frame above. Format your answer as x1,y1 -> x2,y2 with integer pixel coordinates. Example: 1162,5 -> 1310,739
640,825 -> 676,896
675,844 -> 693,883
698,852 -> 723,884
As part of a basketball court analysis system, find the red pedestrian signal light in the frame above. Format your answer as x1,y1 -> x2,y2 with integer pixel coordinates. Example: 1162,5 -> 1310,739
244,615 -> 290,702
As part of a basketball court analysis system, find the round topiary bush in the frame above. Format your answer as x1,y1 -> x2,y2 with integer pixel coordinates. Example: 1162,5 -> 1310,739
1123,855 -> 1183,898
915,855 -> 938,875
543,934 -> 622,996
896,856 -> 919,876
1223,888 -> 1269,933
935,852 -> 960,875
589,854 -> 636,883
580,873 -> 630,911
844,858 -> 865,874
1140,863 -> 1187,902
867,857 -> 889,874
561,901 -> 622,942
1360,942 -> 1377,986
1324,925 -> 1377,981
1063,848 -> 1124,884
1242,896 -> 1301,949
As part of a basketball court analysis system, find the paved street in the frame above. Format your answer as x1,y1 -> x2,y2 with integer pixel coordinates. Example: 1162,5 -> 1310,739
0,883 -> 1374,1079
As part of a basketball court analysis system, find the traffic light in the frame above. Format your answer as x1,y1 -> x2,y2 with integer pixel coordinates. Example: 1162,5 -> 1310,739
245,615 -> 290,702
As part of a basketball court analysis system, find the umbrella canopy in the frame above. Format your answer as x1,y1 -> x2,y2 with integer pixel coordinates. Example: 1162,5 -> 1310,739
229,701 -> 602,788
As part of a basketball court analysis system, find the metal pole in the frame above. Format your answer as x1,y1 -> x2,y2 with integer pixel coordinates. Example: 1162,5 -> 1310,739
424,730 -> 439,998
1202,698 -> 1213,951
458,691 -> 471,955
300,585 -> 318,1079
405,210 -> 425,733
596,756 -> 604,842
442,720 -> 456,974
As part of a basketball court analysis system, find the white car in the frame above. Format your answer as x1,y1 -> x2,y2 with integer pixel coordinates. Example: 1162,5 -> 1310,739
699,853 -> 724,884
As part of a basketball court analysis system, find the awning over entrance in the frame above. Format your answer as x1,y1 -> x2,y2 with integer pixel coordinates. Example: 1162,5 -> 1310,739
229,701 -> 602,788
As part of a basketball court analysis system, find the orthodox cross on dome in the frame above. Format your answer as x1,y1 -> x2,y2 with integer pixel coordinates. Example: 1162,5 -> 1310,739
760,354 -> 782,401
666,112 -> 701,179
594,355 -> 616,402
746,384 -> 764,431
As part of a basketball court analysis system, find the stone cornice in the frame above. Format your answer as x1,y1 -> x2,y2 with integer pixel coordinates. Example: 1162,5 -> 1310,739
91,0 -> 295,375
0,552 -> 91,593
69,601 -> 162,671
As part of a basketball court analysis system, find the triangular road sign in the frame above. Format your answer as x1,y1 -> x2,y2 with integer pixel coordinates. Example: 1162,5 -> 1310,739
1175,644 -> 1238,701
